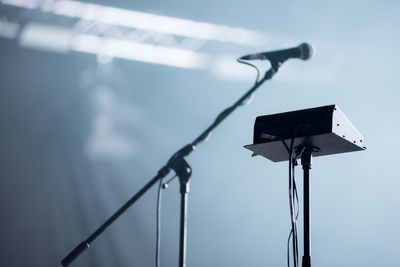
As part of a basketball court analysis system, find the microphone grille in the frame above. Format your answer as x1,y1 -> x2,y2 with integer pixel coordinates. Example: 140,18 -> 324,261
298,42 -> 314,60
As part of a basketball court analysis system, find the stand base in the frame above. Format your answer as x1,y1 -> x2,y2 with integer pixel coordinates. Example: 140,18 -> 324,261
302,256 -> 312,267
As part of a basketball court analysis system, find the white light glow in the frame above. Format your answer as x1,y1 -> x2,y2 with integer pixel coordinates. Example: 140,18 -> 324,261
85,87 -> 137,160
212,55 -> 257,81
1,0 -> 39,9
2,0 -> 267,46
19,22 -> 71,52
17,22 -> 209,69
0,20 -> 20,39
71,34 -> 209,69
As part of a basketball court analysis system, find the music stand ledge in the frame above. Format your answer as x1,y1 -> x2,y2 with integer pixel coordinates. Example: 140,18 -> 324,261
244,104 -> 365,161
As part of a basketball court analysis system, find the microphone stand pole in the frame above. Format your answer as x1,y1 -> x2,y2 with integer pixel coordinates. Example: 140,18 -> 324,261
61,64 -> 281,267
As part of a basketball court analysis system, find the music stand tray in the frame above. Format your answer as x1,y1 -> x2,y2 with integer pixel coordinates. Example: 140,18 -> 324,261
244,105 -> 366,162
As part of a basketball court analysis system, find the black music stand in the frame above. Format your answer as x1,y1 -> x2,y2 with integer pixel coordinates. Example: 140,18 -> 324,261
244,105 -> 366,267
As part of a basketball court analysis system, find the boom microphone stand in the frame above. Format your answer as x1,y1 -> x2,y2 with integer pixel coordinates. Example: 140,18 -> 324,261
61,64 -> 281,267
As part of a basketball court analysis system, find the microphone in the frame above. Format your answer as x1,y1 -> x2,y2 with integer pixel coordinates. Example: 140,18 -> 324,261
240,42 -> 314,62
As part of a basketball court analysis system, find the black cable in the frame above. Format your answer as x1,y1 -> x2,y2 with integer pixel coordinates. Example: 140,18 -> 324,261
292,157 -> 299,267
237,58 -> 261,84
236,58 -> 261,107
191,57 -> 263,147
283,137 -> 298,267
290,135 -> 311,267
292,135 -> 298,267
156,174 -> 178,267
283,124 -> 313,267
287,135 -> 297,267
287,228 -> 293,267
287,126 -> 308,267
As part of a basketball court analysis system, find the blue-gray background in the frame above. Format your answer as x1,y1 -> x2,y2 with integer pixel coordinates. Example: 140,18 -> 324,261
1,1 -> 399,266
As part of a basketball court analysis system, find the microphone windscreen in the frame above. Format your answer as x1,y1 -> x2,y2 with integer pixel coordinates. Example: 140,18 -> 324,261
299,42 -> 314,60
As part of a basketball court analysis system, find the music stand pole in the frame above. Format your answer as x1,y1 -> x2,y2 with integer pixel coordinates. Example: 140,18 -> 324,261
301,145 -> 316,267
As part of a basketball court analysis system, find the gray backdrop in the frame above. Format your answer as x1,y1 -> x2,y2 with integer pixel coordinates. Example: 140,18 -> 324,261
1,0 -> 399,266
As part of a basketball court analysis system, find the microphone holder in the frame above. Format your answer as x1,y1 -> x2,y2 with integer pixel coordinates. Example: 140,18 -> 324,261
61,63 -> 281,266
